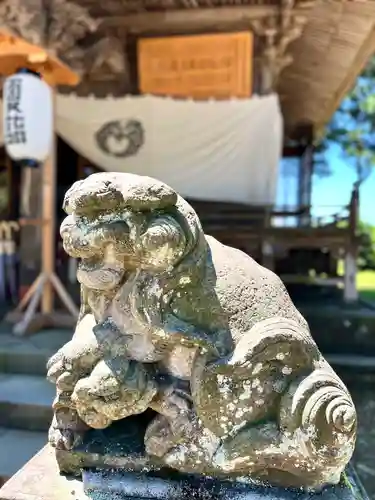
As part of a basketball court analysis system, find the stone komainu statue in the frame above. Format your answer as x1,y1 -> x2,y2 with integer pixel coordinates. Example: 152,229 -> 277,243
47,172 -> 356,490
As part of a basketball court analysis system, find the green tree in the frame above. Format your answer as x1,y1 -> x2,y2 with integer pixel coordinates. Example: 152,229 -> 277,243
357,221 -> 375,270
336,220 -> 375,270
318,56 -> 375,183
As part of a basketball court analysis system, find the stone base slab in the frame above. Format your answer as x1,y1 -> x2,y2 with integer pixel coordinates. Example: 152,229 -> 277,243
0,445 -> 369,500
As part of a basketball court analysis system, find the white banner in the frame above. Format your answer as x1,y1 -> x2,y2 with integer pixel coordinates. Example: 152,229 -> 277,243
0,93 -> 283,205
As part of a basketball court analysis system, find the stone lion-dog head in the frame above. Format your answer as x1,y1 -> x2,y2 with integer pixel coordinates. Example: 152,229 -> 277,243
60,172 -> 216,356
61,172 -> 207,292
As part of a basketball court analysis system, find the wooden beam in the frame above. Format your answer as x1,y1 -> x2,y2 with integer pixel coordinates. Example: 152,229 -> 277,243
101,5 -> 310,33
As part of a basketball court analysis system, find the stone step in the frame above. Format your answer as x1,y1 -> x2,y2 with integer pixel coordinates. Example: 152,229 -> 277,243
0,329 -> 71,377
327,354 -> 375,370
0,374 -> 54,432
0,347 -> 49,377
0,428 -> 46,485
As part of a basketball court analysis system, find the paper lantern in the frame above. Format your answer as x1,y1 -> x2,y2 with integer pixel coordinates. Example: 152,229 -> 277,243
3,72 -> 53,163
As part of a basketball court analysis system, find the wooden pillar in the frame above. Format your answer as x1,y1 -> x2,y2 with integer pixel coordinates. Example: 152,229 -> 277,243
41,92 -> 56,314
344,185 -> 359,302
344,251 -> 358,302
262,209 -> 274,271
262,239 -> 275,271
18,167 -> 42,293
298,142 -> 313,227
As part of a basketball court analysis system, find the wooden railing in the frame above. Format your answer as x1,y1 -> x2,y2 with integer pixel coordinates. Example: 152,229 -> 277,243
189,186 -> 359,262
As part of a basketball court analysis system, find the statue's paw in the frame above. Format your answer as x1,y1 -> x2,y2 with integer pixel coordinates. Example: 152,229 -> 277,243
146,413 -> 220,475
72,378 -> 122,425
46,339 -> 102,384
72,359 -> 158,424
54,371 -> 81,392
72,378 -> 151,424
48,425 -> 86,450
145,415 -> 176,458
48,409 -> 90,450
74,407 -> 113,430
46,351 -> 66,383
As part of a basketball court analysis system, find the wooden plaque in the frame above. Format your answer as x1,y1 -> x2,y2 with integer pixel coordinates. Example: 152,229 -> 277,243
138,32 -> 253,99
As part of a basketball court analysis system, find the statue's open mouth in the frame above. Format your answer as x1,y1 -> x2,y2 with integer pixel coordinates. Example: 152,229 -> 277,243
77,263 -> 125,291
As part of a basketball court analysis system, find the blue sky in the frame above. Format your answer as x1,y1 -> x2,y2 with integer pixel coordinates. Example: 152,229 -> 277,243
312,147 -> 375,225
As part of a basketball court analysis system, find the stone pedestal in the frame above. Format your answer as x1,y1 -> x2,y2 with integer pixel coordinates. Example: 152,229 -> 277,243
83,468 -> 369,500
0,445 -> 368,500
44,173 -> 360,493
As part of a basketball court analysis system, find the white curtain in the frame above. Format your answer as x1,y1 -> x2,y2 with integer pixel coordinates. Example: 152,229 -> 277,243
0,93 -> 283,205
